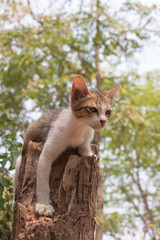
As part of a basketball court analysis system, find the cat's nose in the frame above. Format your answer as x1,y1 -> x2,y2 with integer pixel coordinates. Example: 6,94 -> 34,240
100,119 -> 106,126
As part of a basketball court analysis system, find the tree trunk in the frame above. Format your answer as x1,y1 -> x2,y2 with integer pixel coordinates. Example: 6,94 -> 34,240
95,174 -> 104,240
94,0 -> 105,238
11,141 -> 99,240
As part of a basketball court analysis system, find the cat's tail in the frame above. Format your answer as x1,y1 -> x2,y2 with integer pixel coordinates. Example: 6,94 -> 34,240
12,155 -> 21,207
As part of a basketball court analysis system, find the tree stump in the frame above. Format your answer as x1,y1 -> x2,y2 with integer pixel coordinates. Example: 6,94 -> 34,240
12,141 -> 99,240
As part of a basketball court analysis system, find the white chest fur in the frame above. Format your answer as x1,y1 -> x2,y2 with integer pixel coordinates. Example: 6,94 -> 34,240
47,107 -> 94,150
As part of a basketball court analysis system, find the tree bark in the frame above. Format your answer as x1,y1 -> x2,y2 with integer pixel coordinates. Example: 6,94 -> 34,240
11,141 -> 99,240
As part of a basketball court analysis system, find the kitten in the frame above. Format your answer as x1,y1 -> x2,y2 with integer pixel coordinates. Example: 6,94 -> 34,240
13,75 -> 120,216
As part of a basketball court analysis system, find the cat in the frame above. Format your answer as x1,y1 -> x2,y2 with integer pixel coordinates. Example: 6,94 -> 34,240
13,75 -> 120,216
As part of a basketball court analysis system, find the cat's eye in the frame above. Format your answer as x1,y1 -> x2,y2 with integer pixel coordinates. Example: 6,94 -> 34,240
88,107 -> 97,113
105,110 -> 112,115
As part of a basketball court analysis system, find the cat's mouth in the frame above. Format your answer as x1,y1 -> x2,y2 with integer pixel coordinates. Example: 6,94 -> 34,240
91,124 -> 106,131
83,120 -> 107,131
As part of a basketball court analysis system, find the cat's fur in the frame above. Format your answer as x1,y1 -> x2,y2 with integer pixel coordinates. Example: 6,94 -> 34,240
13,75 -> 120,216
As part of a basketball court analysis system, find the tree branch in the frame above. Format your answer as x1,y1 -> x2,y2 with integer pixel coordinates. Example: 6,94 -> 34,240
27,0 -> 43,26
132,159 -> 156,240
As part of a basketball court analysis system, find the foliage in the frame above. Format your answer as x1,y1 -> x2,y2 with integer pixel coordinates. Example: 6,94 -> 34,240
0,0 -> 160,239
101,71 -> 160,239
0,170 -> 13,240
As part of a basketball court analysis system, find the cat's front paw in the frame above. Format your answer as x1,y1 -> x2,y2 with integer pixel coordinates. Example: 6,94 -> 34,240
80,151 -> 93,157
35,203 -> 55,216
81,151 -> 98,159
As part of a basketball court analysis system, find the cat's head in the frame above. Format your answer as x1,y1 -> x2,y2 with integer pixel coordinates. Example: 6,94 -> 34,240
70,75 -> 120,130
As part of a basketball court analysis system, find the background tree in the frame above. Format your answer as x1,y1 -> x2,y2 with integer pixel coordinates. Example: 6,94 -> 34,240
102,71 -> 160,239
0,0 -> 160,239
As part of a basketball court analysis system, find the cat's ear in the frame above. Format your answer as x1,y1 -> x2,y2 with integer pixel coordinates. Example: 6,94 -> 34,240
105,84 -> 121,104
71,75 -> 90,100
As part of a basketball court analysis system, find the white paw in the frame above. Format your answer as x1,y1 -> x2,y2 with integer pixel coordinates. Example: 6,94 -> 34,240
81,151 -> 98,159
81,151 -> 93,157
35,203 -> 55,216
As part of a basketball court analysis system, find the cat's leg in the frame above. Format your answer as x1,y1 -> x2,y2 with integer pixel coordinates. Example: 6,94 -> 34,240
78,128 -> 95,157
78,140 -> 98,161
78,140 -> 93,157
35,135 -> 66,216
